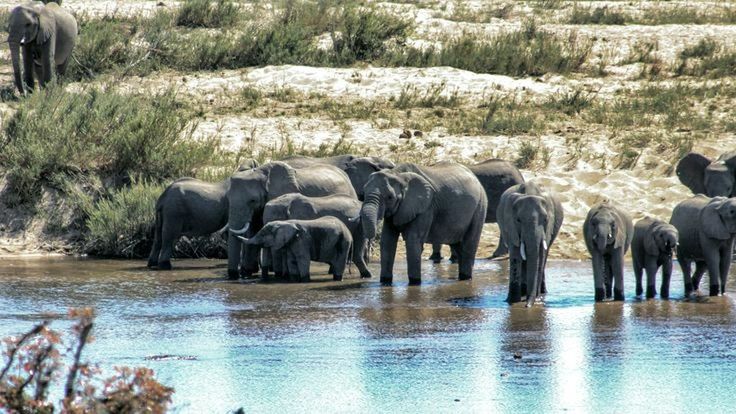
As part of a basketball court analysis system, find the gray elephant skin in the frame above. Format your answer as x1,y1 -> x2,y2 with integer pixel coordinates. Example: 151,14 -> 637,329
631,217 -> 678,299
7,2 -> 77,94
429,158 -> 524,262
497,181 -> 564,306
227,161 -> 356,279
281,154 -> 395,199
240,217 -> 353,282
262,193 -> 371,278
670,195 -> 736,297
147,160 -> 258,270
676,151 -> 736,197
360,162 -> 487,285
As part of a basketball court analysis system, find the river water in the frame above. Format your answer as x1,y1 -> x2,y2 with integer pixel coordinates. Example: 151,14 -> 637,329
0,257 -> 734,413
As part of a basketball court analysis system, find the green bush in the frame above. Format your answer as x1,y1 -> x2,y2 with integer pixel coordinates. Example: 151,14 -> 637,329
83,181 -> 165,258
386,21 -> 592,76
176,0 -> 241,28
68,16 -> 145,80
0,86 -> 218,202
569,6 -> 627,25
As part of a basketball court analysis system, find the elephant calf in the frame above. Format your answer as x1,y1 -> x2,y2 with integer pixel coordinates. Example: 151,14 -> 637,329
670,195 -> 736,297
239,217 -> 353,283
631,217 -> 679,299
583,201 -> 633,302
263,193 -> 371,278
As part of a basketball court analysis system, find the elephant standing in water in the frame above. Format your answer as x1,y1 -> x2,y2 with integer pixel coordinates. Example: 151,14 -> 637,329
148,160 -> 258,270
429,158 -> 524,262
360,162 -> 487,285
262,193 -> 371,278
676,151 -> 736,197
670,195 -> 736,297
631,217 -> 679,299
226,162 -> 356,279
239,217 -> 353,283
497,181 -> 564,307
281,154 -> 395,200
7,2 -> 77,94
583,202 -> 633,302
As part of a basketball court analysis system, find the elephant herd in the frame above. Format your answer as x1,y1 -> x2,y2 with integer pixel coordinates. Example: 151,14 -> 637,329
146,149 -> 736,307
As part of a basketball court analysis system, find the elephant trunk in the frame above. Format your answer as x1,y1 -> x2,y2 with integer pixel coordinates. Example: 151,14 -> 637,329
522,226 -> 545,307
361,192 -> 382,240
8,42 -> 23,94
594,225 -> 610,252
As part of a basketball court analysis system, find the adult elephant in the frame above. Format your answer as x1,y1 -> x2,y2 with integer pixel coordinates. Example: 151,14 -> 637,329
429,158 -> 524,263
226,161 -> 356,279
670,195 -> 736,297
360,162 -> 487,285
262,193 -> 371,278
676,151 -> 736,197
147,160 -> 258,270
281,154 -> 395,199
7,2 -> 77,95
497,181 -> 564,307
583,202 -> 634,302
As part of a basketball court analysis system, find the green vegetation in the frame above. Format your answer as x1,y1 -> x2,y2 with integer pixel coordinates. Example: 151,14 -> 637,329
566,5 -> 736,25
569,6 -> 626,25
176,0 -> 241,28
387,21 -> 592,77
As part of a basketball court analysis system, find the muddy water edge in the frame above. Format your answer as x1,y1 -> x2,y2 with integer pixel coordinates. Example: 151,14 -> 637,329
0,257 -> 735,412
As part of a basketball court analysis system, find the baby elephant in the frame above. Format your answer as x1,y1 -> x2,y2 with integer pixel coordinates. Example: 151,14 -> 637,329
583,201 -> 634,302
239,217 -> 352,282
670,195 -> 736,297
631,217 -> 679,299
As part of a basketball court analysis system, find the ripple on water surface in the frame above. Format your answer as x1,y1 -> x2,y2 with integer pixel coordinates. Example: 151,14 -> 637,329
0,257 -> 735,412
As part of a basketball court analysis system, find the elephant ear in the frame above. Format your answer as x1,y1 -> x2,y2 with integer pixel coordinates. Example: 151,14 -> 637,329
273,223 -> 300,251
676,153 -> 711,195
701,199 -> 731,240
37,6 -> 55,45
643,223 -> 661,256
265,162 -> 299,198
612,209 -> 628,249
393,172 -> 433,227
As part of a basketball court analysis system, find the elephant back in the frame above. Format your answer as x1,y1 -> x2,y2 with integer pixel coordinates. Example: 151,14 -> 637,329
468,159 -> 524,223
293,164 -> 357,199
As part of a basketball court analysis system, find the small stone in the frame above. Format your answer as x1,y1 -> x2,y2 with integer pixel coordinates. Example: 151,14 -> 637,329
399,129 -> 412,139
454,399 -> 460,402
157,1 -> 165,6
513,352 -> 522,360
413,130 -> 423,137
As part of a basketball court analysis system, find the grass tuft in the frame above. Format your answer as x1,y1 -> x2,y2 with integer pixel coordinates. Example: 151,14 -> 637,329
569,6 -> 626,25
176,0 -> 241,28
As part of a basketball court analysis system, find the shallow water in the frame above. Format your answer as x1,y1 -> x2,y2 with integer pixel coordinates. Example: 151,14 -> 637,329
1,257 -> 735,413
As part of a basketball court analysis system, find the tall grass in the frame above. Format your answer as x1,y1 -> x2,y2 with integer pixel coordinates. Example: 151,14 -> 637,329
386,21 -> 592,77
0,86 -> 217,203
176,0 -> 241,28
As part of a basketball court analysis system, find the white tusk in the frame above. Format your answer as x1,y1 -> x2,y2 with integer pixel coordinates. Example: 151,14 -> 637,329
542,239 -> 548,251
20,36 -> 26,45
608,233 -> 612,239
237,236 -> 249,243
520,241 -> 527,261
229,223 -> 250,235
216,224 -> 228,234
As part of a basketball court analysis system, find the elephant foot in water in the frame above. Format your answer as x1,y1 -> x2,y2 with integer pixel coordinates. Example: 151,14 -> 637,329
157,260 -> 172,271
428,252 -> 443,263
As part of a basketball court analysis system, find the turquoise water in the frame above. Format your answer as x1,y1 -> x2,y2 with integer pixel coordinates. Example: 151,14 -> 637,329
0,257 -> 735,413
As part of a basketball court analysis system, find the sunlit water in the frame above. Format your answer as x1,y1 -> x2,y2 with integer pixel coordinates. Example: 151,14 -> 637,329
0,256 -> 735,413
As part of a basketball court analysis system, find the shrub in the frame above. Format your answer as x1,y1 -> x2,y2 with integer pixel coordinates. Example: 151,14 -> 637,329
0,86 -> 217,202
68,16 -> 145,80
83,181 -> 165,258
387,21 -> 592,77
679,37 -> 718,59
0,308 -> 173,412
176,0 -> 241,28
569,6 -> 627,25
481,96 -> 537,134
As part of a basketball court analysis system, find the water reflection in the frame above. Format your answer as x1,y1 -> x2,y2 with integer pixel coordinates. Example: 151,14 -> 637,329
0,258 -> 735,411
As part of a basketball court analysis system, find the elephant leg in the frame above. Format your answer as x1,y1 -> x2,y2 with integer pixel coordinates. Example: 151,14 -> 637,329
448,245 -> 459,264
643,257 -> 658,299
22,46 -> 34,91
363,239 -> 372,264
405,234 -> 424,285
428,243 -> 443,263
296,253 -> 310,283
703,249 -> 722,296
227,233 -> 242,280
520,259 -> 528,297
57,60 -> 69,77
633,256 -> 644,297
692,261 -> 706,292
353,238 -> 372,279
604,256 -> 614,299
240,243 -> 260,278
719,241 -> 734,294
592,253 -> 606,302
332,240 -> 350,282
539,247 -> 550,295
489,233 -> 509,259
612,249 -> 625,301
379,224 -> 399,285
147,212 -> 163,268
506,251 -> 522,304
660,256 -> 673,299
261,247 -> 272,279
157,219 -> 181,271
33,62 -> 43,89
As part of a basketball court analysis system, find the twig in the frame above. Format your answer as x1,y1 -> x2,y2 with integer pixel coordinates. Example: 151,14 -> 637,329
64,320 -> 93,400
0,322 -> 48,382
